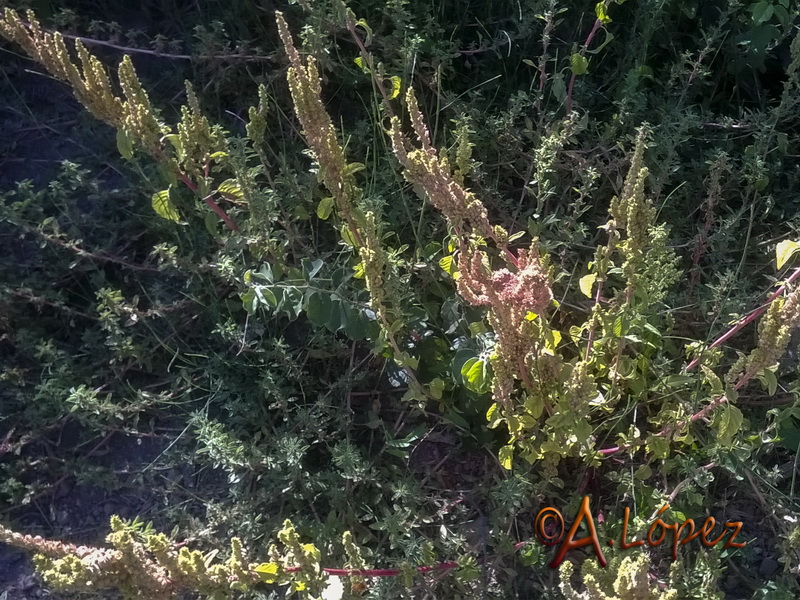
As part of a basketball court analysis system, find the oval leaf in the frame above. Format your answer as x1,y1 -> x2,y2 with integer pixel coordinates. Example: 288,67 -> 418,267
579,273 -> 597,298
462,358 -> 490,394
217,179 -> 244,200
306,292 -> 332,327
570,53 -> 589,75
498,445 -> 514,471
776,239 -> 800,270
151,188 -> 180,222
116,128 -> 134,160
317,197 -> 334,220
387,75 -> 402,100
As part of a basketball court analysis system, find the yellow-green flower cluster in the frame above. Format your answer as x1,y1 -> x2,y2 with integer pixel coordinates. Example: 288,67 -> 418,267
565,360 -> 599,412
451,115 -> 475,185
275,11 -> 358,224
609,126 -> 655,294
456,243 -> 553,410
0,9 -> 229,175
0,9 -> 169,155
117,55 -> 165,155
728,285 -> 800,383
0,516 -> 261,599
275,12 -> 402,341
0,10 -> 123,128
246,83 -> 270,148
559,554 -> 678,600
389,89 -> 496,242
358,211 -> 395,322
175,82 -> 226,177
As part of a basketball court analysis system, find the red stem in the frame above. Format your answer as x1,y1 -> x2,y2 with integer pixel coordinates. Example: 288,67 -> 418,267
686,264 -> 800,370
565,18 -> 602,114
177,172 -> 239,232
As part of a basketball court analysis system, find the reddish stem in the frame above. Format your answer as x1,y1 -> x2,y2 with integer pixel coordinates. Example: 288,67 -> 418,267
565,18 -> 602,114
177,171 -> 239,232
686,264 -> 800,370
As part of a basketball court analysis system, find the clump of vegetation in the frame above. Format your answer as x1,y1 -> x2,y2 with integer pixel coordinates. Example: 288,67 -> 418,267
1,0 -> 800,598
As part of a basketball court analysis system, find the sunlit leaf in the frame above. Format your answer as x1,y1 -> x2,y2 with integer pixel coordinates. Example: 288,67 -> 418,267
151,188 -> 180,222
595,1 -> 612,24
217,179 -> 244,200
498,444 -> 514,470
254,562 -> 280,584
317,197 -> 334,220
775,239 -> 800,270
387,75 -> 402,100
716,403 -> 743,446
461,358 -> 490,394
579,273 -> 597,298
570,53 -> 589,75
355,18 -> 373,46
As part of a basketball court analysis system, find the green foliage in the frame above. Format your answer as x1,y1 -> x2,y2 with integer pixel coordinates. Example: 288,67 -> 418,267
1,1 -> 800,599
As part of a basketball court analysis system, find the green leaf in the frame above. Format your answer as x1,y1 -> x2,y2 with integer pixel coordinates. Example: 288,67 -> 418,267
151,188 -> 180,222
306,292 -> 332,327
701,365 -> 724,395
439,255 -> 457,276
664,374 -> 695,387
354,56 -> 370,73
204,210 -> 218,236
317,197 -> 335,220
254,562 -> 281,584
217,179 -> 243,200
752,1 -> 774,24
325,298 -> 343,332
486,402 -> 502,428
342,162 -> 366,177
551,72 -> 567,102
759,367 -> 778,396
775,239 -> 800,270
443,408 -> 469,429
777,408 -> 800,452
645,435 -> 670,459
241,288 -> 258,315
451,349 -> 476,385
579,273 -> 597,298
587,28 -> 615,54
254,287 -> 277,308
612,314 -> 625,337
773,4 -> 790,26
570,53 -> 589,75
344,305 -> 369,340
116,128 -> 134,159
461,358 -> 490,394
428,377 -> 445,400
595,1 -> 612,24
355,18 -> 373,46
302,257 -> 324,281
387,75 -> 402,100
340,225 -> 358,248
164,134 -> 184,162
716,403 -> 743,446
468,321 -> 488,337
498,444 -> 514,470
